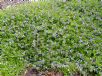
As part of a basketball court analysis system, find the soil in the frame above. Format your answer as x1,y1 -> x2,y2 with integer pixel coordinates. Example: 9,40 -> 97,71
0,0 -> 27,9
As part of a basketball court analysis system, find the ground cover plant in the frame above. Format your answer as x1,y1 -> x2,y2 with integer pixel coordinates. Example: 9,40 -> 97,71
0,0 -> 102,76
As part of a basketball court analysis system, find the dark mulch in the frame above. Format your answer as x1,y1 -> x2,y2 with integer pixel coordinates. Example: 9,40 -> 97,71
21,67 -> 64,76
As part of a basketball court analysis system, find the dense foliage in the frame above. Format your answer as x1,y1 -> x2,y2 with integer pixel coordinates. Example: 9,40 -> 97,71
0,0 -> 102,76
